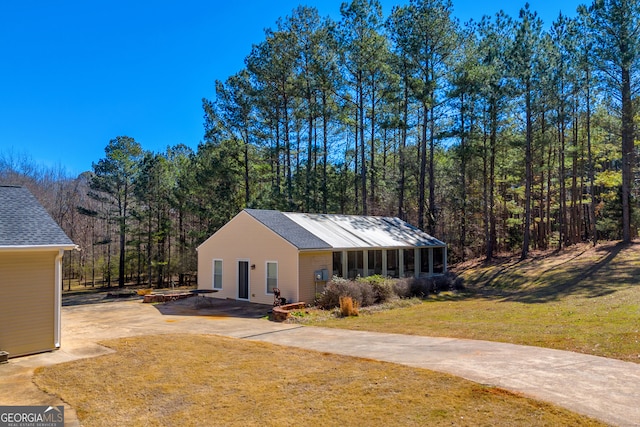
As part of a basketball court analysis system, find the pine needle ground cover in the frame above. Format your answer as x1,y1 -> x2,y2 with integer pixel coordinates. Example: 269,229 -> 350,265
34,334 -> 603,427
303,241 -> 640,363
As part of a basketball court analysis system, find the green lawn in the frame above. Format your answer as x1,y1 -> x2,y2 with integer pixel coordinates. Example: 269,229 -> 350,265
301,241 -> 640,363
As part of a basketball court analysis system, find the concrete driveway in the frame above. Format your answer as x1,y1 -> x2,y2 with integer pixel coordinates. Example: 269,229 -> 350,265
1,297 -> 639,427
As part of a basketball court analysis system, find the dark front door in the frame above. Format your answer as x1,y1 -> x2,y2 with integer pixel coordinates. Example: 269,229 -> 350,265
238,261 -> 249,300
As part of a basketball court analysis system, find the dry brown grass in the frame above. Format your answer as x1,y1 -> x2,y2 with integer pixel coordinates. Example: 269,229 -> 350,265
302,241 -> 640,363
34,334 -> 603,427
339,296 -> 359,317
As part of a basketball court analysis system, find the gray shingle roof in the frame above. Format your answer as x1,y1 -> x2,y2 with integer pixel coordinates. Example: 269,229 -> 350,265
0,186 -> 75,247
244,209 -> 331,250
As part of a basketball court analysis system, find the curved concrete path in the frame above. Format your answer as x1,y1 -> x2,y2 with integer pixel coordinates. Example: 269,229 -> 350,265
1,299 -> 639,426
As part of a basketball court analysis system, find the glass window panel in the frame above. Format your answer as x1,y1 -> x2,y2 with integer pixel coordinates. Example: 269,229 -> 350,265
368,250 -> 383,276
213,260 -> 223,289
347,251 -> 364,279
403,249 -> 415,277
386,249 -> 398,278
267,262 -> 278,293
433,247 -> 444,274
420,248 -> 430,276
332,252 -> 343,278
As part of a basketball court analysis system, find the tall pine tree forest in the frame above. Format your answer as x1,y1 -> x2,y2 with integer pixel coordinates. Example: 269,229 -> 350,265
1,0 -> 639,287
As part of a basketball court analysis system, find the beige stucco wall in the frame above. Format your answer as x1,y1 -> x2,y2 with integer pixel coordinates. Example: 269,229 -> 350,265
197,211 -> 300,305
0,251 -> 56,357
298,251 -> 332,304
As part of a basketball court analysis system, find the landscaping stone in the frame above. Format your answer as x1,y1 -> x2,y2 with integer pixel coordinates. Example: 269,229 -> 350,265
142,293 -> 194,303
271,302 -> 306,322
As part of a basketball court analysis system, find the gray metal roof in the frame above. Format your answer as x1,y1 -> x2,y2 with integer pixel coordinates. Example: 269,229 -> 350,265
0,186 -> 75,247
244,209 -> 445,250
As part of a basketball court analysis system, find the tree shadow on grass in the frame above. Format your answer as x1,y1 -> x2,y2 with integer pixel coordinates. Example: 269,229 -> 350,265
454,242 -> 639,304
504,242 -> 634,303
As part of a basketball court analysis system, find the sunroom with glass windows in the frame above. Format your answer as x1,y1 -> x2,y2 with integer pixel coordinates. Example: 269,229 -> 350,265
282,213 -> 448,280
332,246 -> 446,280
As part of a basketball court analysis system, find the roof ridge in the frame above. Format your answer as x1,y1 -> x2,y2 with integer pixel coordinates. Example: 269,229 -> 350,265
242,209 -> 445,249
244,209 -> 331,250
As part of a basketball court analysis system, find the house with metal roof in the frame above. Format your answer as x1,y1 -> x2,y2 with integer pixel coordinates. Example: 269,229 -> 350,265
196,209 -> 447,305
0,185 -> 77,358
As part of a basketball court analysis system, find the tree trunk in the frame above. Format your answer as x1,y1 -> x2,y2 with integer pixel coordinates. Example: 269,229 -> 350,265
428,104 -> 436,236
521,81 -> 533,260
459,92 -> 467,261
243,130 -> 250,206
322,91 -> 328,214
621,67 -> 634,242
370,73 -> 376,213
558,114 -> 566,249
487,98 -> 497,260
483,110 -> 490,260
571,107 -> 580,245
586,66 -> 597,245
283,88 -> 293,207
538,109 -> 547,250
418,105 -> 428,230
118,189 -> 127,288
398,71 -> 408,220
306,79 -> 314,212
359,71 -> 367,215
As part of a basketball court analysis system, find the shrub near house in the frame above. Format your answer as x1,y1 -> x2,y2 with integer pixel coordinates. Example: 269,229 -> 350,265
316,273 -> 463,310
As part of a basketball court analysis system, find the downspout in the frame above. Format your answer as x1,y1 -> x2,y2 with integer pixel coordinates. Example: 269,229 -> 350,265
54,249 -> 64,348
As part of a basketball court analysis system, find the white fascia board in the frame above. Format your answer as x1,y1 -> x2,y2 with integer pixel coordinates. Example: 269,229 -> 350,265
0,244 -> 79,252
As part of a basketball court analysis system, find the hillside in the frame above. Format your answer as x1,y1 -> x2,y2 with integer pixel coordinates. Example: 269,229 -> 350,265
311,241 -> 640,363
454,240 -> 640,304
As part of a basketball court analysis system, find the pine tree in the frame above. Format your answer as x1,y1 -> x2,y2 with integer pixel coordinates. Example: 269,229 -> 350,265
511,4 -> 543,259
90,136 -> 143,287
592,0 -> 640,242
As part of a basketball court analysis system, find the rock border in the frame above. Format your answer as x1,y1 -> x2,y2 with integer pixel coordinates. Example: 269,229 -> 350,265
271,302 -> 306,322
142,293 -> 194,303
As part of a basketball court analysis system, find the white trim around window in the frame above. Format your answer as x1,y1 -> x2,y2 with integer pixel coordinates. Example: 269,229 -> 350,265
266,261 -> 278,294
212,259 -> 223,290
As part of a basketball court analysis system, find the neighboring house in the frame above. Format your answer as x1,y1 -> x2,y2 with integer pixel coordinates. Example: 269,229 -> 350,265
197,209 -> 447,305
0,186 -> 77,358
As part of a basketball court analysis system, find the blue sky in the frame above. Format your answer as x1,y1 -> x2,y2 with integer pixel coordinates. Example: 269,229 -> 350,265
0,0 -> 584,175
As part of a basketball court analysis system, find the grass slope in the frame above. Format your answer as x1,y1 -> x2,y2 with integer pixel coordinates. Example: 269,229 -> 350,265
306,241 -> 640,363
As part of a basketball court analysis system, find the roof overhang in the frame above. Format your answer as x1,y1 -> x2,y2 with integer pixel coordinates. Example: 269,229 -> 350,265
0,244 -> 79,252
298,244 -> 447,253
